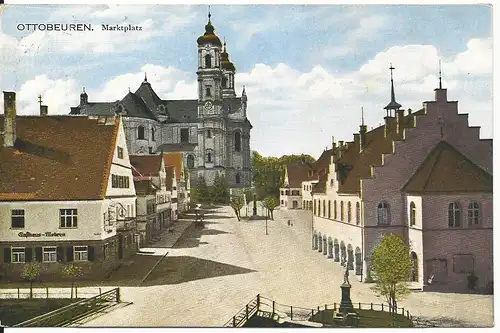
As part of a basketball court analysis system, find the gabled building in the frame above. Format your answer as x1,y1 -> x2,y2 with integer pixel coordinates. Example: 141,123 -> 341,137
0,92 -> 137,281
163,152 -> 190,214
310,68 -> 493,294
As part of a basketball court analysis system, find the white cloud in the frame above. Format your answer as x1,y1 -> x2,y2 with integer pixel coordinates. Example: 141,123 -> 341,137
3,38 -> 492,159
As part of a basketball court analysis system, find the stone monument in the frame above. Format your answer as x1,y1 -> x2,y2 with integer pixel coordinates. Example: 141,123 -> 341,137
339,265 -> 354,314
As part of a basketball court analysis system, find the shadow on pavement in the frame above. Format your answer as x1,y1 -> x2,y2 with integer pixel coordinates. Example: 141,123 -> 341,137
168,225 -> 230,249
414,316 -> 480,328
142,256 -> 256,286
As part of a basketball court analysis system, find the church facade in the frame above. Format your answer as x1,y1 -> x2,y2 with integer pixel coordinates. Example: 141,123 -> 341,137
70,14 -> 253,189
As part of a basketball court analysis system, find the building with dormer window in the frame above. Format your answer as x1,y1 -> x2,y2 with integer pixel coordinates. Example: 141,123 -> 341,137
70,11 -> 253,191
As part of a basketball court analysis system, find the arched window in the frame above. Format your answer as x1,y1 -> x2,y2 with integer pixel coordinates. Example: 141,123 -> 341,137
448,202 -> 461,227
334,200 -> 337,219
377,202 -> 390,225
323,200 -> 326,217
205,149 -> 213,163
356,202 -> 360,225
410,202 -> 416,226
186,155 -> 195,169
234,131 -> 241,152
137,125 -> 145,140
207,129 -> 212,138
314,200 -> 317,215
222,76 -> 228,88
328,200 -> 331,218
347,202 -> 352,223
151,127 -> 155,141
467,202 -> 480,226
340,201 -> 344,221
235,173 -> 241,184
318,200 -> 321,216
205,87 -> 211,97
205,54 -> 212,68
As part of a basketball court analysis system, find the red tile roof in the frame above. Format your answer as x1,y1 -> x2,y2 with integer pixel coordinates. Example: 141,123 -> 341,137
163,152 -> 183,182
284,163 -> 311,188
403,141 -> 493,193
134,179 -> 158,195
0,115 -> 119,201
130,155 -> 162,178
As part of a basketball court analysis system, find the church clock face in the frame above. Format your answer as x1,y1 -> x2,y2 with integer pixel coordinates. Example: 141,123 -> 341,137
204,100 -> 213,112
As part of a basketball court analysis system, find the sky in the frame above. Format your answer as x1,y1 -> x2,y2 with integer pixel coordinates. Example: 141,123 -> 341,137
0,3 -> 493,158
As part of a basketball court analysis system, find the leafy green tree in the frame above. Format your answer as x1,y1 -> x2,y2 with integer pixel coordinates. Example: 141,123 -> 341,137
370,233 -> 412,314
262,196 -> 278,220
192,175 -> 209,203
21,263 -> 41,299
62,264 -> 84,300
230,196 -> 244,221
212,172 -> 229,204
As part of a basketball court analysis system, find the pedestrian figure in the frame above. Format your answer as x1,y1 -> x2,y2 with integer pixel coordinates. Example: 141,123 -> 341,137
287,220 -> 291,226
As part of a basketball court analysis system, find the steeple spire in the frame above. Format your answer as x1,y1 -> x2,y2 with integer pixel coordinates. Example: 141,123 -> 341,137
208,5 -> 211,23
383,63 -> 402,116
38,95 -> 43,107
144,72 -> 148,83
438,59 -> 442,89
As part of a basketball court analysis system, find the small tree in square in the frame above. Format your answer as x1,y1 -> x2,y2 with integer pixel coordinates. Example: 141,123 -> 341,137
21,263 -> 41,299
262,196 -> 278,220
62,264 -> 84,300
370,233 -> 412,314
230,196 -> 244,221
193,175 -> 209,203
212,172 -> 229,204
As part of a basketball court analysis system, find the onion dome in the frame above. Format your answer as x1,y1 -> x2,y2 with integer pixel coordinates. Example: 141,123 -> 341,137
197,12 -> 222,48
80,87 -> 88,98
220,40 -> 236,72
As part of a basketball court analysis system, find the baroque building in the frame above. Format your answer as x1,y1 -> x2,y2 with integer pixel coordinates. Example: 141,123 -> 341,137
70,12 -> 253,190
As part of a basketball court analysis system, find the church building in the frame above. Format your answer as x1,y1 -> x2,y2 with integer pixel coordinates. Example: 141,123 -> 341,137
70,11 -> 253,190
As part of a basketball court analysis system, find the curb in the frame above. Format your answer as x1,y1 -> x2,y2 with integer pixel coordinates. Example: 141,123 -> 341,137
139,251 -> 169,286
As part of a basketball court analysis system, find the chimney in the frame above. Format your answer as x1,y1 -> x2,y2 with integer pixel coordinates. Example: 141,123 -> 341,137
359,124 -> 367,152
435,59 -> 447,102
40,105 -> 48,116
3,91 -> 16,147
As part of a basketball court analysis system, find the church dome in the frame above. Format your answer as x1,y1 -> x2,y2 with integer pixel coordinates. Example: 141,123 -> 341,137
197,15 -> 222,47
220,41 -> 236,72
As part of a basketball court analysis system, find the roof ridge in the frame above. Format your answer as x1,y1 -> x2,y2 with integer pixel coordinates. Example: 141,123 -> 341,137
421,142 -> 445,190
100,117 -> 120,198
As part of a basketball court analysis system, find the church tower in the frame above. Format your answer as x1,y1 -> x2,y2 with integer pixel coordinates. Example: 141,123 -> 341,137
221,39 -> 236,98
195,9 -> 227,186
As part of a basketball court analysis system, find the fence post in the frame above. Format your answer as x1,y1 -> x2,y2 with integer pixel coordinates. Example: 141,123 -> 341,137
359,302 -> 361,309
333,303 -> 336,311
272,301 -> 275,316
46,287 -> 49,299
116,288 -> 121,302
17,287 -> 20,299
99,287 -> 102,295
381,303 -> 384,312
75,286 -> 78,299
290,306 -> 293,321
232,316 -> 236,327
322,308 -> 325,324
370,302 -> 373,310
246,304 -> 249,320
257,294 -> 260,310
401,307 -> 405,315
406,310 -> 410,319
325,304 -> 327,310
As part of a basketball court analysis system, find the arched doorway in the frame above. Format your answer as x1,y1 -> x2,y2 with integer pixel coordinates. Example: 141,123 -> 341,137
410,251 -> 418,282
355,247 -> 362,275
340,241 -> 346,264
347,244 -> 354,270
312,232 -> 318,250
328,237 -> 333,259
334,239 -> 340,262
318,233 -> 323,252
323,236 -> 328,255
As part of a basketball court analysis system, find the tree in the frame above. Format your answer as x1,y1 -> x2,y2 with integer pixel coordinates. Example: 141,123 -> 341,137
370,233 -> 412,315
212,172 -> 229,204
230,196 -> 244,221
262,196 -> 278,220
21,263 -> 41,299
62,264 -> 84,300
192,175 -> 209,203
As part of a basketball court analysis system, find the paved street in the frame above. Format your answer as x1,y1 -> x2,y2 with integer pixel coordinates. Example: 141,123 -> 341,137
83,206 -> 493,327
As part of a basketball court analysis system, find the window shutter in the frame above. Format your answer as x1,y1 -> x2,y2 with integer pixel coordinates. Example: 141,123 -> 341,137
3,248 -> 11,263
26,248 -> 33,262
57,247 -> 64,262
88,246 -> 95,262
66,246 -> 74,262
35,247 -> 42,262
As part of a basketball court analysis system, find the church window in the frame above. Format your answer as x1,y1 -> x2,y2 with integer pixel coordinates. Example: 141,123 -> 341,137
222,76 -> 228,88
207,129 -> 212,138
205,54 -> 212,68
448,202 -> 461,228
467,202 -> 480,226
187,155 -> 195,169
235,173 -> 241,184
206,87 -> 212,97
410,202 -> 416,226
180,128 -> 189,143
151,127 -> 155,141
137,126 -> 145,140
206,149 -> 213,163
377,201 -> 390,225
347,202 -> 352,223
234,131 -> 241,152
356,202 -> 360,225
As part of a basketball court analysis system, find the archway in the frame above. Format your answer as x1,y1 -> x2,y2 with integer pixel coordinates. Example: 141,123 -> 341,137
340,241 -> 346,264
323,236 -> 328,255
328,237 -> 333,259
318,233 -> 323,252
410,251 -> 418,282
334,239 -> 340,262
347,244 -> 354,270
355,247 -> 362,275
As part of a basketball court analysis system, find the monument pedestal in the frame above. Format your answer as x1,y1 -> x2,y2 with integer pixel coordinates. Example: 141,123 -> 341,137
339,282 -> 354,314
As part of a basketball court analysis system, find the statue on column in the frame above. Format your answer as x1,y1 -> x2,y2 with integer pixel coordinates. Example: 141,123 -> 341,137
343,264 -> 350,285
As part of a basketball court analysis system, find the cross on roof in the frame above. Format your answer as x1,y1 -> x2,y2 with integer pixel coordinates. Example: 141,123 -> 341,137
38,95 -> 42,106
